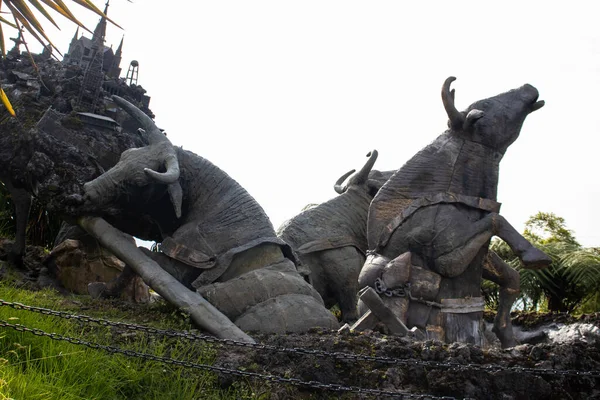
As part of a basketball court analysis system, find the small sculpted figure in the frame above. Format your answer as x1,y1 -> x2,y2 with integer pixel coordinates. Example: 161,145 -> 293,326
278,150 -> 393,322
363,77 -> 550,347
81,96 -> 338,334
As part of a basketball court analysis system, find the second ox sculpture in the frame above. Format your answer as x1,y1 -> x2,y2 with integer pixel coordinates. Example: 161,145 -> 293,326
278,150 -> 392,322
80,96 -> 338,336
361,77 -> 551,347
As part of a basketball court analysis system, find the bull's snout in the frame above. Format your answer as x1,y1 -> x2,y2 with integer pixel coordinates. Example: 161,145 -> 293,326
521,84 -> 539,99
83,180 -> 103,205
521,84 -> 544,111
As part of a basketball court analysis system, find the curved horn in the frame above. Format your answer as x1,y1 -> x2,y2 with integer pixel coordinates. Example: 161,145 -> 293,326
334,169 -> 355,194
144,153 -> 180,184
112,95 -> 169,144
441,77 -> 465,130
352,150 -> 379,185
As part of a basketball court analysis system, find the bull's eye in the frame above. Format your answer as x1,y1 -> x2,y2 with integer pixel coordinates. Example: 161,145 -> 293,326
121,148 -> 140,160
132,173 -> 148,186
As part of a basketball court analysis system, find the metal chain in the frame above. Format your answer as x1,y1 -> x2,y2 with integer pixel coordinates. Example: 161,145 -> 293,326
372,280 -> 452,309
375,278 -> 409,298
0,320 -> 451,400
1,299 -> 599,378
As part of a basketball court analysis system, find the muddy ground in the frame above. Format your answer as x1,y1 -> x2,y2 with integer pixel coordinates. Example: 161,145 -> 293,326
2,239 -> 600,400
218,320 -> 600,400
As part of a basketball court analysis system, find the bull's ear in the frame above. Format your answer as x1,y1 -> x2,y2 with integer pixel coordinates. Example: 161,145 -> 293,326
464,109 -> 484,129
168,182 -> 183,218
367,181 -> 382,197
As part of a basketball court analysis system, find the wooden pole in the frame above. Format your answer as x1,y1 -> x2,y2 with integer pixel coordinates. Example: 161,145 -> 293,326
78,216 -> 255,343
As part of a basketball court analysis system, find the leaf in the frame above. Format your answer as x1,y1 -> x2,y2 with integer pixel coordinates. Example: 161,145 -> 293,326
38,0 -> 74,20
10,0 -> 49,37
70,0 -> 121,28
26,0 -> 60,30
0,18 -> 4,56
53,0 -> 85,24
0,15 -> 18,28
0,88 -> 16,117
41,0 -> 90,33
7,3 -> 57,54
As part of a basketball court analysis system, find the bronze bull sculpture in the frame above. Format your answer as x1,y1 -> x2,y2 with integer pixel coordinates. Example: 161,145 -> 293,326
363,77 -> 551,347
81,96 -> 338,335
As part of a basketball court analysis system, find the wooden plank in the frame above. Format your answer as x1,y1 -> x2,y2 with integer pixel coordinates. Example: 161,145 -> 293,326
444,312 -> 485,346
349,310 -> 378,332
440,297 -> 485,314
358,287 -> 409,336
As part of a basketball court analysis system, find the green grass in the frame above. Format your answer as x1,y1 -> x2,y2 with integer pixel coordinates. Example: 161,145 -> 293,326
0,282 -> 260,399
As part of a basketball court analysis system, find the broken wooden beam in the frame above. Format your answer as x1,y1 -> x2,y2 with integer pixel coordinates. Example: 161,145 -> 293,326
357,286 -> 409,336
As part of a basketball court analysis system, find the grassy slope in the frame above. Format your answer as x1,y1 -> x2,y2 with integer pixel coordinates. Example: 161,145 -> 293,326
0,280 -> 257,400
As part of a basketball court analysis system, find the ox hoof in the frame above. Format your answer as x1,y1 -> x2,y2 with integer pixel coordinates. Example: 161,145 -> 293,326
521,248 -> 551,270
492,324 -> 517,349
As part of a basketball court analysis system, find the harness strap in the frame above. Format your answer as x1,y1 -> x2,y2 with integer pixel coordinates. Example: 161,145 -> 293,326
377,192 -> 501,249
296,235 -> 365,256
160,237 -> 216,269
191,236 -> 293,288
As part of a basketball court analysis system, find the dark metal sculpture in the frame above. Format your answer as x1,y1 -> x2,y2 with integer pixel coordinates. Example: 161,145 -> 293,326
364,77 -> 550,347
81,96 -> 338,337
1,180 -> 31,266
278,150 -> 393,322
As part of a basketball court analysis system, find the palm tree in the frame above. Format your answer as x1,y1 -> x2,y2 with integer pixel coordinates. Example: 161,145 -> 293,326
0,1 -> 114,116
492,212 -> 600,313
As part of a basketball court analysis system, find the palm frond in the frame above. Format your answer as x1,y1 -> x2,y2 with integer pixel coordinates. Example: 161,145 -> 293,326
1,0 -> 115,56
0,88 -> 15,117
6,2 -> 58,57
51,0 -> 90,30
38,0 -> 89,31
26,0 -> 60,30
70,0 -> 121,28
8,1 -> 55,49
0,16 -> 4,56
0,0 -> 114,117
0,14 -> 18,28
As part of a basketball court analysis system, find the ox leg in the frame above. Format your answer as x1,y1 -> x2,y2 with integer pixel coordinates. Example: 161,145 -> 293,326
434,216 -> 497,277
306,248 -> 362,322
434,213 -> 550,277
483,251 -> 519,348
491,214 -> 551,269
88,264 -> 136,299
5,182 -> 32,267
326,248 -> 364,323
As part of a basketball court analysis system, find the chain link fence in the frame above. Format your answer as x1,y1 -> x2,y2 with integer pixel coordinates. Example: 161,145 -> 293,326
1,299 -> 599,398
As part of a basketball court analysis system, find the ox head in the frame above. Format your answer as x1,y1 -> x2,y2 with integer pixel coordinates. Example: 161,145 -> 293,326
83,96 -> 183,218
334,150 -> 385,198
442,77 -> 544,154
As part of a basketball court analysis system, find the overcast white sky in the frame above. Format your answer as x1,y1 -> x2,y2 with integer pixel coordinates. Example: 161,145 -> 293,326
10,0 -> 600,246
